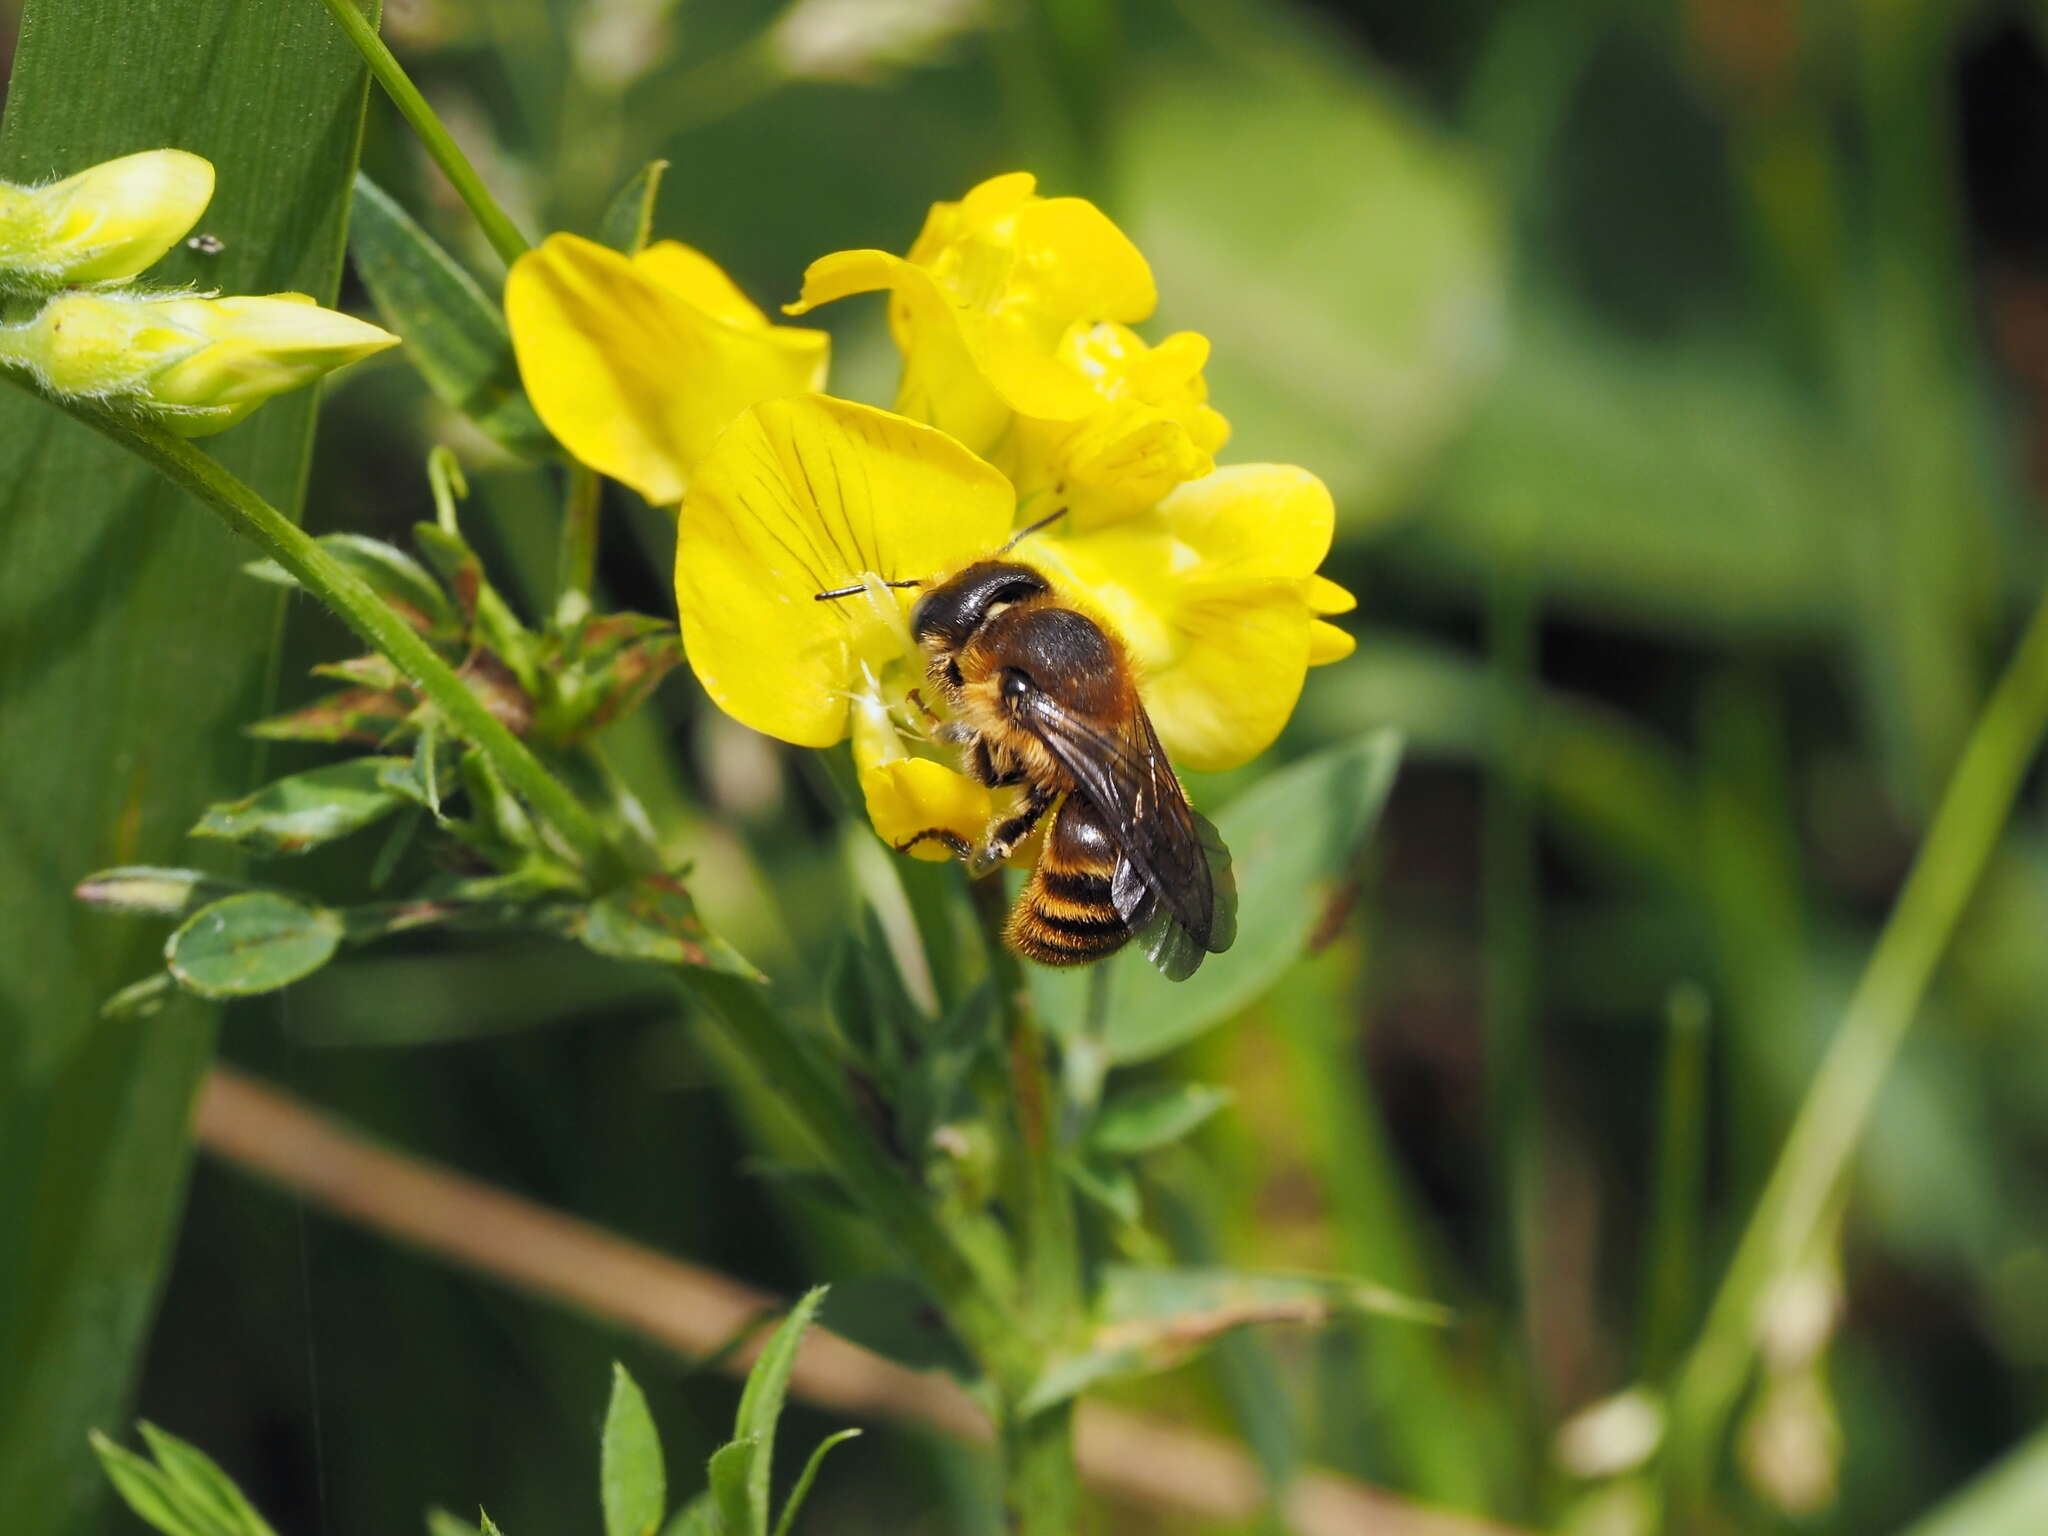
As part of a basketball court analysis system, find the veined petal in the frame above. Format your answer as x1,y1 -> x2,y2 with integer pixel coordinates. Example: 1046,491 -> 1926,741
506,232 -> 828,504
675,395 -> 1014,747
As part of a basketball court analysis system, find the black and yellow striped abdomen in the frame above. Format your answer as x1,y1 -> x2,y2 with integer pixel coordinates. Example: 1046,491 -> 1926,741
1008,795 -> 1130,967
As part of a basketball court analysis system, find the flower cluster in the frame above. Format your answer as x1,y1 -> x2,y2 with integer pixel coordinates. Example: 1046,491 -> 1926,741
507,172 -> 1354,857
0,149 -> 395,435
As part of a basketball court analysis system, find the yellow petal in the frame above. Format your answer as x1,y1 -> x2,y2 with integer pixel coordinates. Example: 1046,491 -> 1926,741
633,240 -> 771,327
1144,580 -> 1315,771
1158,464 -> 1335,579
861,758 -> 993,861
1304,573 -> 1357,615
506,232 -> 828,504
675,395 -> 1015,747
1308,619 -> 1356,665
1006,195 -> 1156,325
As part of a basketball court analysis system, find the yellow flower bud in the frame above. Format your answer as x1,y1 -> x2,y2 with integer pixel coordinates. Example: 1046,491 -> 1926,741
0,149 -> 214,290
0,290 -> 399,436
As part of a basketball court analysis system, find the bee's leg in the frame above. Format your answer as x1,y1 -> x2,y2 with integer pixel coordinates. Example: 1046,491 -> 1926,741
893,827 -> 977,860
906,688 -> 976,746
972,738 -> 1028,788
967,782 -> 1055,875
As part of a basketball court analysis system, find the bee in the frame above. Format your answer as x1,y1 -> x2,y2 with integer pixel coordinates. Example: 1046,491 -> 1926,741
822,559 -> 1235,980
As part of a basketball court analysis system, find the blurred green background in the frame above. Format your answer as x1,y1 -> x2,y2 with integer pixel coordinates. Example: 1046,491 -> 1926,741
8,0 -> 2048,1530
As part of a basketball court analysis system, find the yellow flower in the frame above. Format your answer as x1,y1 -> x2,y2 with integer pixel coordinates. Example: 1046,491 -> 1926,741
674,392 -> 1352,853
506,233 -> 829,505
1016,464 -> 1356,771
675,394 -> 1016,857
786,173 -> 1223,528
0,149 -> 214,290
0,289 -> 398,436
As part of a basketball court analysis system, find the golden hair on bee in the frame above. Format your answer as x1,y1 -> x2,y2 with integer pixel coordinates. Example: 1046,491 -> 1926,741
883,558 -> 1235,981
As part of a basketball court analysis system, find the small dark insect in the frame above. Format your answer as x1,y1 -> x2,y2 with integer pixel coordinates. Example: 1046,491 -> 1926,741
881,559 -> 1236,981
185,232 -> 225,254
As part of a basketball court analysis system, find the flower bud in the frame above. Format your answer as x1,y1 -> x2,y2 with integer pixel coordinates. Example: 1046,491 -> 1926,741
0,290 -> 399,436
0,149 -> 214,290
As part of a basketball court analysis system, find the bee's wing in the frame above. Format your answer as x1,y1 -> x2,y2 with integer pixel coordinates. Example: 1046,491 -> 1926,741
1009,683 -> 1235,972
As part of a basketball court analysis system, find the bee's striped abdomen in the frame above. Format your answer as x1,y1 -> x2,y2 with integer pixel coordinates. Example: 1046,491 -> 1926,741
1009,796 -> 1130,967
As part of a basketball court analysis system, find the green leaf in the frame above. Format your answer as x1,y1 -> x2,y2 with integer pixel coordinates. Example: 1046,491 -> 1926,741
349,173 -> 553,457
659,1496 -> 719,1536
569,878 -> 764,979
601,1364 -> 667,1536
411,521 -> 539,689
730,1288 -> 828,1536
244,532 -> 459,642
1118,48 -> 1503,531
1090,1082 -> 1233,1156
164,894 -> 345,999
244,686 -> 413,745
705,1438 -> 757,1536
191,758 -> 411,856
100,974 -> 178,1022
90,1434 -> 205,1536
600,159 -> 669,255
1020,1267 -> 1446,1414
1032,730 -> 1403,1060
1900,1422 -> 2048,1535
0,2 -> 376,1527
426,1510 -> 484,1536
135,1423 -> 278,1536
770,1429 -> 860,1536
72,868 -> 254,921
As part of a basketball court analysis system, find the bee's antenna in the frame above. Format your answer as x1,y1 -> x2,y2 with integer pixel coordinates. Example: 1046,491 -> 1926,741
814,577 -> 923,602
998,504 -> 1068,554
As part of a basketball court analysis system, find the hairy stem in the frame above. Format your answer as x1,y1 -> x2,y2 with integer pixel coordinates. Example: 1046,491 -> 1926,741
312,0 -> 532,267
1664,580 -> 2048,1503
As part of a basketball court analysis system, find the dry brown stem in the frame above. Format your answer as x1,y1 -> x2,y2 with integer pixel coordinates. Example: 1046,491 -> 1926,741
195,1066 -> 1522,1536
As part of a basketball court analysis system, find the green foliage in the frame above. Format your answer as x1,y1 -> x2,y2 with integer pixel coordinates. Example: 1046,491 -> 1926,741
91,1426 -> 280,1536
600,161 -> 671,257
0,2 -> 375,1530
163,892 -> 345,999
601,1364 -> 666,1536
1033,728 -> 1403,1060
348,174 -> 551,457
1089,1081 -> 1233,1156
191,759 -> 412,856
1022,1266 -> 1445,1414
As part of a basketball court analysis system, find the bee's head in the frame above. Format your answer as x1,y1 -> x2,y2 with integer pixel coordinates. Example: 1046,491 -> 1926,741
910,561 -> 1050,651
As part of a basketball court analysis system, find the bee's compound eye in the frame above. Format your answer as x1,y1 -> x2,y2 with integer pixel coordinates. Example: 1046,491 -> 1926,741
1000,667 -> 1034,704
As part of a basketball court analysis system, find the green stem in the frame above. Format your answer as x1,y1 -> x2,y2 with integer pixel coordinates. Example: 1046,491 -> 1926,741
1663,579 -> 2048,1505
312,0 -> 532,267
970,875 -> 1083,1521
673,968 -> 1023,1378
40,395 -> 614,880
556,463 -> 601,626
31,384 -> 1033,1403
1000,1399 -> 1080,1536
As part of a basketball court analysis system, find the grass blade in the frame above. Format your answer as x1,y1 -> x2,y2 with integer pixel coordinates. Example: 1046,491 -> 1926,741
0,3 -> 377,1529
